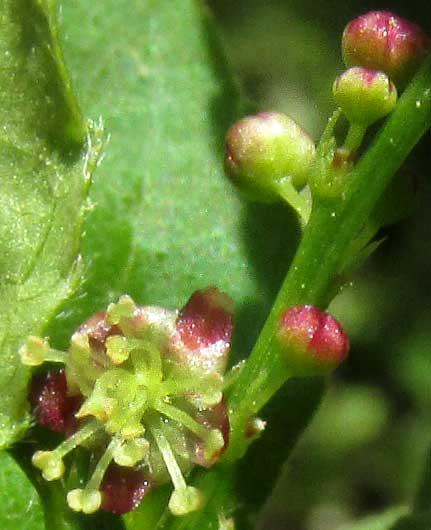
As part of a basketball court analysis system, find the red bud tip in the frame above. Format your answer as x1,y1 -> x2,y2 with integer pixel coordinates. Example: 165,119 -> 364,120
277,305 -> 349,376
342,11 -> 430,85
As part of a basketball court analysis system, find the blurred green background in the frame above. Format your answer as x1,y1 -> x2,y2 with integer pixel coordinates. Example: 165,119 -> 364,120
209,1 -> 431,529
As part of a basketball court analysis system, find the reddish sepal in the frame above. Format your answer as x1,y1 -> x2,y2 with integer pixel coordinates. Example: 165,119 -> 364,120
30,369 -> 82,434
192,400 -> 230,468
101,464 -> 152,515
177,287 -> 233,351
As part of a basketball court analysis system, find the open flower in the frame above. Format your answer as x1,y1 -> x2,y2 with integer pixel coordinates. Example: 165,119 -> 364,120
21,287 -> 233,516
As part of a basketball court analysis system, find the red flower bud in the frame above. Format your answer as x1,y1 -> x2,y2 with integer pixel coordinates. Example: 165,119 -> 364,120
277,305 -> 349,376
342,11 -> 430,85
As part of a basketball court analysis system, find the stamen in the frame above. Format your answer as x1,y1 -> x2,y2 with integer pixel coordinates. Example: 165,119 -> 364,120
154,401 -> 210,440
32,420 -> 100,481
75,368 -> 140,428
67,436 -> 121,514
149,423 -> 186,491
105,336 -> 135,364
161,372 -> 223,407
67,489 -> 102,515
68,333 -> 100,395
87,437 -> 121,491
106,295 -> 137,326
113,437 -> 150,467
150,422 -> 203,515
76,396 -> 117,422
19,336 -> 67,366
32,451 -> 65,481
52,420 -> 101,458
161,372 -> 221,397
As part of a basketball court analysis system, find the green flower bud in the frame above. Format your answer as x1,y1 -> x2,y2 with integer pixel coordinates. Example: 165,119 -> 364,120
333,67 -> 397,127
225,112 -> 316,202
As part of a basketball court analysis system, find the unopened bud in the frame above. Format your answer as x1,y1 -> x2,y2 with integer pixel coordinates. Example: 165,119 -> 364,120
225,112 -> 315,202
333,67 -> 397,127
277,305 -> 349,376
342,11 -> 430,86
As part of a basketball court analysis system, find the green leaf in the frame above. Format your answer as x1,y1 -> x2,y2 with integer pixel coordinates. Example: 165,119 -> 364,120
0,0 -> 99,447
53,0 -> 300,359
0,452 -> 43,530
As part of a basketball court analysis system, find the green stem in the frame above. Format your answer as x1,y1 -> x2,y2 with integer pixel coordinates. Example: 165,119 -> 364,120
273,179 -> 311,225
225,54 -> 431,462
343,122 -> 366,153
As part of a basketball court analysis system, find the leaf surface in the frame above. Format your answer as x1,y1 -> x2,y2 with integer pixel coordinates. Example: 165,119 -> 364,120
55,0 -> 299,358
0,0 -> 98,447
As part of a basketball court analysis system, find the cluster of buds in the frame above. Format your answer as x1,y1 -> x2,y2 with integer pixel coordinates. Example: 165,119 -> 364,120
21,287 -> 232,516
334,11 -> 429,143
224,11 -> 429,209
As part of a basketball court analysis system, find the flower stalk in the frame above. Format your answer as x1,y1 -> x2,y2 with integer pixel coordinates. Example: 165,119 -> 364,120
225,52 -> 431,461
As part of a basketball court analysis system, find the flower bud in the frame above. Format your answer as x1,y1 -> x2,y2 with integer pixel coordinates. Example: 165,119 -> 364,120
342,11 -> 430,86
225,112 -> 315,201
333,67 -> 397,127
277,305 -> 349,376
